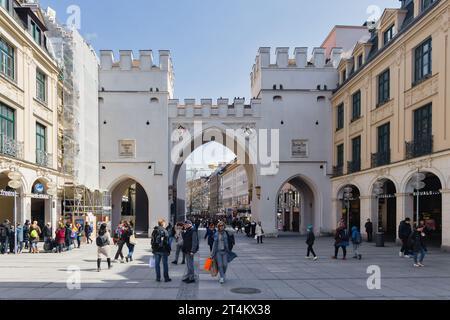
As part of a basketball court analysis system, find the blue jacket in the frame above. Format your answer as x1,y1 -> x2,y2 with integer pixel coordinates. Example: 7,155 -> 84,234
351,226 -> 361,244
204,228 -> 216,247
16,226 -> 24,242
211,231 -> 237,263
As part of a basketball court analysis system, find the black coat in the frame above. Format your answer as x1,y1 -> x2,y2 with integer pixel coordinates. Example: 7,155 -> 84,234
365,222 -> 373,233
306,231 -> 315,246
398,221 -> 412,240
182,227 -> 199,254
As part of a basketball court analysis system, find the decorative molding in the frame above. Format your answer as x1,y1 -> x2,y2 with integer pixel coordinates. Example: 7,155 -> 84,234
395,44 -> 406,66
349,117 -> 364,136
371,100 -> 394,125
404,74 -> 439,108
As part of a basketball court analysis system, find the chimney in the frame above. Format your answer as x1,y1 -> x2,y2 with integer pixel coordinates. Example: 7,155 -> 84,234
99,50 -> 114,70
139,50 -> 153,71
294,47 -> 307,68
275,47 -> 289,68
159,50 -> 170,71
330,47 -> 343,68
119,50 -> 133,71
311,48 -> 326,68
258,47 -> 271,67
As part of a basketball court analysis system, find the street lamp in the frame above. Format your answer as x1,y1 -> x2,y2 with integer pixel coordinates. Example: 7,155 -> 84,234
7,171 -> 22,254
410,171 -> 426,226
343,186 -> 353,229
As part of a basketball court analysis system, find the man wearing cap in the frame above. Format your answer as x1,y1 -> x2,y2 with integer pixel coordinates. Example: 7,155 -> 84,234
182,220 -> 199,284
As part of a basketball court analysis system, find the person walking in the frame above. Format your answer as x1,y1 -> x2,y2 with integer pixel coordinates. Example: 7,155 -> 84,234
351,226 -> 362,260
305,224 -> 318,261
114,221 -> 129,263
64,223 -> 72,251
75,223 -> 83,248
96,223 -> 113,272
398,218 -> 412,258
166,223 -> 175,248
250,221 -> 256,238
23,220 -> 30,252
125,221 -> 136,263
42,222 -> 53,252
16,223 -> 24,254
0,220 -> 10,254
255,222 -> 264,244
211,222 -> 236,284
29,221 -> 41,254
365,219 -> 373,242
151,219 -> 171,282
84,222 -> 93,244
333,222 -> 349,260
55,223 -> 66,254
204,223 -> 216,252
172,222 -> 185,265
8,225 -> 15,254
182,220 -> 199,284
409,225 -> 427,267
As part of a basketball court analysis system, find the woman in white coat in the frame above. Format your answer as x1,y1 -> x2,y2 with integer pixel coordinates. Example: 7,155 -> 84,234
255,222 -> 264,244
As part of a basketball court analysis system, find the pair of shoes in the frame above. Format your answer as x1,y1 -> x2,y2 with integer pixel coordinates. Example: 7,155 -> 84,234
305,256 -> 311,259
313,256 -> 318,261
171,261 -> 178,265
413,264 -> 420,267
358,255 -> 362,260
185,279 -> 195,284
219,278 -> 224,284
404,255 -> 410,258
418,263 -> 425,267
97,268 -> 101,272
120,259 -> 125,264
165,278 -> 172,283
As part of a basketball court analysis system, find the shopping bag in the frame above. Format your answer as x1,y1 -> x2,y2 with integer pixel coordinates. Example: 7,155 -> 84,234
204,257 -> 213,271
210,259 -> 218,277
148,255 -> 155,268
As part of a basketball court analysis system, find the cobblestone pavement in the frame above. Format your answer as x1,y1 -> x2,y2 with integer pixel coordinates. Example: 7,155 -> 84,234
1,230 -> 450,300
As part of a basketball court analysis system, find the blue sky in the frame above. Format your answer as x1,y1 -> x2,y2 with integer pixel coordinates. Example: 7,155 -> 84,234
40,0 -> 399,100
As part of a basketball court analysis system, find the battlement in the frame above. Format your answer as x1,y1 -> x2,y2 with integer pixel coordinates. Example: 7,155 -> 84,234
168,98 -> 261,119
99,50 -> 172,72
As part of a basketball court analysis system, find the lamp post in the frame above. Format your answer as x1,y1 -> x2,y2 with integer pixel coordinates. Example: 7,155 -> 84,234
411,171 -> 426,226
7,171 -> 22,255
343,186 -> 353,229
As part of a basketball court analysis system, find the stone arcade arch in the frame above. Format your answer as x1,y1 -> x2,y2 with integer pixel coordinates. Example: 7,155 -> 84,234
336,184 -> 361,231
30,178 -> 52,230
0,170 -> 24,225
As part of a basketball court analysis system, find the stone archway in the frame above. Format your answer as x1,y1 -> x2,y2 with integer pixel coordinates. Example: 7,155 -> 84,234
336,184 -> 361,231
0,171 -> 24,226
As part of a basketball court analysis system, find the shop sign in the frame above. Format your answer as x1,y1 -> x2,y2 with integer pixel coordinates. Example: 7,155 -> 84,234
0,189 -> 18,197
377,194 -> 396,199
34,183 -> 45,194
412,191 -> 441,196
30,193 -> 50,199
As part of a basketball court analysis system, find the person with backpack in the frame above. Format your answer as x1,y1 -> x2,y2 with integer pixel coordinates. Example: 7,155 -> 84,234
171,222 -> 185,265
333,222 -> 349,260
409,224 -> 427,267
0,220 -> 10,254
210,222 -> 236,284
84,222 -> 93,244
204,223 -> 217,252
399,218 -> 412,258
96,223 -> 113,272
55,223 -> 66,253
305,224 -> 318,261
182,220 -> 199,284
255,222 -> 264,244
351,226 -> 362,260
29,221 -> 41,254
151,219 -> 171,282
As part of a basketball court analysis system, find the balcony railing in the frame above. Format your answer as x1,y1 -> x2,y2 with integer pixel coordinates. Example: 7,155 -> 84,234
347,160 -> 361,174
405,135 -> 433,160
371,150 -> 391,168
36,150 -> 53,168
0,134 -> 24,159
333,165 -> 344,177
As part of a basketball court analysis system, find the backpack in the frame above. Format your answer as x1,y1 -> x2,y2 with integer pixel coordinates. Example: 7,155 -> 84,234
225,231 -> 235,251
30,229 -> 38,239
96,234 -> 108,247
354,231 -> 362,244
151,228 -> 168,251
0,226 -> 7,238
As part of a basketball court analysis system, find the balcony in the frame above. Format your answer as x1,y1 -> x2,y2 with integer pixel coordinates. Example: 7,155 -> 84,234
405,135 -> 433,159
333,165 -> 344,177
371,150 -> 391,168
36,150 -> 53,168
0,134 -> 24,159
347,160 -> 361,174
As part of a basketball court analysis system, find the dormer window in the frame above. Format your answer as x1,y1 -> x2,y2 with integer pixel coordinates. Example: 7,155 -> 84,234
422,0 -> 436,11
383,25 -> 395,46
357,54 -> 363,69
31,21 -> 42,45
341,70 -> 346,84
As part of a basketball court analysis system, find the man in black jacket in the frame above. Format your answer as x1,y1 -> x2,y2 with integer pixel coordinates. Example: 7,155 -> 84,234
0,220 -> 11,254
182,220 -> 198,284
398,218 -> 412,257
151,219 -> 171,282
365,219 -> 373,242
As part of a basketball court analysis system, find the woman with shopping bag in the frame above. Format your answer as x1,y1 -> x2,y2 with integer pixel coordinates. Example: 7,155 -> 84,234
210,222 -> 237,284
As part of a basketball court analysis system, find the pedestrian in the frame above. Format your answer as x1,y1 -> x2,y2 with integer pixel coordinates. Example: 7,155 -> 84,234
8,225 -> 15,254
210,222 -> 236,284
96,223 -> 113,272
43,222 -> 53,252
333,222 -> 349,260
84,222 -> 93,244
351,226 -> 362,260
0,220 -> 10,254
125,221 -> 136,263
23,220 -> 30,251
398,217 -> 412,258
151,219 -> 172,282
64,222 -> 72,251
255,222 -> 264,244
305,224 -> 318,260
114,221 -> 128,263
16,223 -> 23,253
409,224 -> 427,267
171,222 -> 185,265
250,221 -> 256,238
181,220 -> 199,284
204,223 -> 216,252
365,219 -> 373,242
29,221 -> 41,254
55,223 -> 66,253
75,223 -> 82,248
244,220 -> 251,237
166,223 -> 175,248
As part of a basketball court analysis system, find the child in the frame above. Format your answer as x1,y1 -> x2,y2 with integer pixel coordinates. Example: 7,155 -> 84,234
305,225 -> 318,261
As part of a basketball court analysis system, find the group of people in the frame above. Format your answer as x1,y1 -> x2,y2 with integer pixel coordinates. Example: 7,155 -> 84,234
53,222 -> 94,253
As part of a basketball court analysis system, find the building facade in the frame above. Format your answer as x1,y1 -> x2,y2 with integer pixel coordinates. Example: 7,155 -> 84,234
0,0 -> 65,229
219,160 -> 250,217
331,0 -> 450,249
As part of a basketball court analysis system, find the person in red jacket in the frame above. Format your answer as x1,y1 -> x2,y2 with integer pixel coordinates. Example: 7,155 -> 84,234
55,223 -> 66,253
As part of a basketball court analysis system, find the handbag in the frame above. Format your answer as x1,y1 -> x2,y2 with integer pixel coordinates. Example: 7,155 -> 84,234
203,257 -> 213,272
148,255 -> 155,268
129,234 -> 137,245
210,259 -> 218,277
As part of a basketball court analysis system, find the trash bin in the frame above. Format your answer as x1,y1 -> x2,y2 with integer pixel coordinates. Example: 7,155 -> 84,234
375,232 -> 385,247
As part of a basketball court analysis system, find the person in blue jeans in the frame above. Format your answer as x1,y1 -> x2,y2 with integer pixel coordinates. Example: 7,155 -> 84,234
151,219 -> 172,282
410,225 -> 427,267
